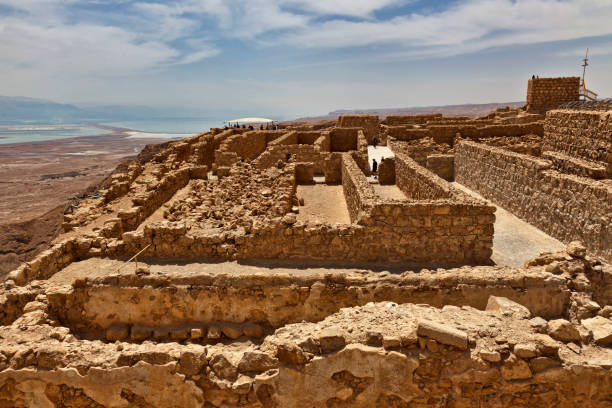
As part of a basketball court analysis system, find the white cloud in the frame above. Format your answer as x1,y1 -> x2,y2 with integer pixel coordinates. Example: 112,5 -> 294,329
555,45 -> 612,58
275,0 -> 612,56
0,18 -> 179,76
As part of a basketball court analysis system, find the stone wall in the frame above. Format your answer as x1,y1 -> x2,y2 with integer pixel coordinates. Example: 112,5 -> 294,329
296,131 -> 322,145
4,294 -> 612,407
526,77 -> 580,114
329,128 -> 359,151
337,114 -> 380,143
383,114 -> 442,125
386,123 -> 543,145
341,154 -> 495,264
254,145 -> 327,173
46,266 -> 572,341
267,131 -> 298,146
543,109 -> 611,167
215,131 -> 286,168
455,140 -> 612,261
426,154 -> 454,181
394,151 -> 454,200
378,157 -> 395,185
314,133 -> 330,152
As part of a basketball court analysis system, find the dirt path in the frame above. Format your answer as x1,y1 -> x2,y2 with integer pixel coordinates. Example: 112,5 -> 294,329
452,182 -> 565,267
296,185 -> 351,224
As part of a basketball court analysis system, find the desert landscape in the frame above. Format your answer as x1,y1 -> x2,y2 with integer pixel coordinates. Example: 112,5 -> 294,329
0,76 -> 611,407
0,126 -> 183,275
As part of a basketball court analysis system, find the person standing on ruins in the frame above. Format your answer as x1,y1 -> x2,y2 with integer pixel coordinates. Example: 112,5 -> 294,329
372,158 -> 378,173
372,136 -> 378,148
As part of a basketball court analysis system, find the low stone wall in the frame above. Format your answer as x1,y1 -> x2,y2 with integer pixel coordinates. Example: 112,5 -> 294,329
385,123 -> 543,145
395,151 -> 454,200
387,138 -> 452,167
337,114 -> 379,143
383,114 -> 442,126
455,140 -> 612,261
543,109 -> 611,167
46,266 -> 571,341
267,131 -> 298,146
341,154 -> 376,223
526,77 -> 580,114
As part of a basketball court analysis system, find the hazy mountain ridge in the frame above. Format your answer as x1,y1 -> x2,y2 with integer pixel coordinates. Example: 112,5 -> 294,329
0,95 -> 206,124
293,101 -> 526,122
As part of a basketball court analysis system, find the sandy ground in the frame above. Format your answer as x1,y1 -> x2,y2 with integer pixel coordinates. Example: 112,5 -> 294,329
373,184 -> 407,200
452,182 -> 565,267
296,185 -> 351,224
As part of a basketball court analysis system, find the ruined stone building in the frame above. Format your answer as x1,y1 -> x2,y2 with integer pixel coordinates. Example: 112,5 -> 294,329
0,77 -> 611,407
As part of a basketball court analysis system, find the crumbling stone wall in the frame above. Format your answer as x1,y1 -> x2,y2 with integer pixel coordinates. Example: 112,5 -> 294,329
216,131 -> 286,168
526,77 -> 580,114
543,109 -> 611,170
314,133 -> 330,152
455,140 -> 612,261
337,114 -> 380,144
46,265 -> 572,342
254,145 -> 327,173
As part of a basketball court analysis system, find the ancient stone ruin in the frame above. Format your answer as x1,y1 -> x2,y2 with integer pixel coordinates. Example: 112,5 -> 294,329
1,77 -> 611,407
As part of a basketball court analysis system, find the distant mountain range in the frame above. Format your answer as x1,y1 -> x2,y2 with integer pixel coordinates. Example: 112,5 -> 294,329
0,95 -> 204,124
292,101 -> 526,122
0,95 -> 526,125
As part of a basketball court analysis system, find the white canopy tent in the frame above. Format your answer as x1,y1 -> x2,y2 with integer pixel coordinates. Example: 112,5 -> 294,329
225,117 -> 276,124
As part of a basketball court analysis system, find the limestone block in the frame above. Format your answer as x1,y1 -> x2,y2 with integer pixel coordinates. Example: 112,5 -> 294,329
514,343 -> 537,359
417,320 -> 468,350
238,351 -> 279,373
480,350 -> 501,362
547,319 -> 581,342
486,296 -> 531,319
501,354 -> 532,380
581,316 -> 612,346
317,328 -> 346,353
222,325 -> 244,340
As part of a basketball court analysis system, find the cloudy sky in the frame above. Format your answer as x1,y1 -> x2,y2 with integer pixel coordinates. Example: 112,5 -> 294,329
1,0 -> 611,117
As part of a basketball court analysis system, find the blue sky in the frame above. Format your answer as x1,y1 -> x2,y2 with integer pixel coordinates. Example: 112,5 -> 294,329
1,0 -> 611,118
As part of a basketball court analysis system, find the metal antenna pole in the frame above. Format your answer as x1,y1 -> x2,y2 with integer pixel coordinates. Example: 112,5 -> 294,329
581,49 -> 589,87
